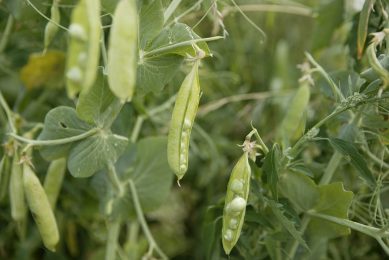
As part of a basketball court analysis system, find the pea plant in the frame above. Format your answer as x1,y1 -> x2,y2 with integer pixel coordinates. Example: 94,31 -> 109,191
1,0 -> 389,259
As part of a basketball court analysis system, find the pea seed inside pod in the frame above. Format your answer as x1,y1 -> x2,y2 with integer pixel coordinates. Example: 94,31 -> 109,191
68,24 -> 87,41
229,218 -> 238,229
230,179 -> 244,194
224,229 -> 233,241
227,196 -> 246,213
66,67 -> 83,83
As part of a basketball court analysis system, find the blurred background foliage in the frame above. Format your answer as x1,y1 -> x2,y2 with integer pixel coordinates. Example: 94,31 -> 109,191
1,0 -> 388,259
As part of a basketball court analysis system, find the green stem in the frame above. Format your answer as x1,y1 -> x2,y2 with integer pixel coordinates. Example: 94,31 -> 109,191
287,216 -> 310,258
130,116 -> 144,143
319,152 -> 343,185
25,0 -> 68,31
0,91 -> 16,133
305,52 -> 344,101
107,162 -> 124,197
105,221 -> 121,260
0,15 -> 14,54
307,211 -> 389,238
164,0 -> 182,23
9,128 -> 99,146
166,0 -> 205,27
128,179 -> 168,260
100,27 -> 108,70
143,36 -> 223,58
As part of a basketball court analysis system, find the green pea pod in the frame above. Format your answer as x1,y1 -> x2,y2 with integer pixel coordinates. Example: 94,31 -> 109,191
0,155 -> 10,202
44,158 -> 66,210
222,152 -> 251,255
66,0 -> 101,98
23,163 -> 59,252
167,62 -> 201,181
9,153 -> 27,222
278,82 -> 310,148
366,43 -> 389,85
44,0 -> 60,51
107,0 -> 138,102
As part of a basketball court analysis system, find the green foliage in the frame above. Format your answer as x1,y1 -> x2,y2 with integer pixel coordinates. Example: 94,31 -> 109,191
1,0 -> 389,259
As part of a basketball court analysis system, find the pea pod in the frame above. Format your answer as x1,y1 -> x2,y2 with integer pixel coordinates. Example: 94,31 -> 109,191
23,163 -> 59,252
278,81 -> 310,147
44,0 -> 60,51
222,152 -> 251,255
167,63 -> 201,181
0,155 -> 10,202
44,157 -> 66,209
66,0 -> 101,98
9,153 -> 27,222
107,0 -> 138,102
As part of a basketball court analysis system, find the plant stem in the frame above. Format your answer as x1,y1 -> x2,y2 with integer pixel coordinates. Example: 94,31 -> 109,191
0,15 -> 14,54
9,128 -> 99,146
143,36 -> 223,58
164,0 -> 182,23
0,91 -> 16,133
25,0 -> 68,31
222,4 -> 314,17
319,152 -> 343,185
105,221 -> 121,260
100,28 -> 108,70
107,162 -> 124,197
130,116 -> 144,143
128,179 -> 168,260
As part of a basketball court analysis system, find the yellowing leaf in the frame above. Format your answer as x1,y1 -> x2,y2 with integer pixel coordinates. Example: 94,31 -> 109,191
20,50 -> 65,90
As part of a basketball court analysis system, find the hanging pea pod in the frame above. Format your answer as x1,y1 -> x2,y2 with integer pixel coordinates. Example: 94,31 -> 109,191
9,153 -> 27,223
167,62 -> 201,181
44,0 -> 61,52
23,163 -> 59,252
66,0 -> 101,98
278,81 -> 310,148
44,157 -> 67,209
107,0 -> 138,102
222,152 -> 251,255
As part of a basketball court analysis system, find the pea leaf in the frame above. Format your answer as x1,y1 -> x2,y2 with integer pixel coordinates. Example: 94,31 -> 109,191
309,182 -> 354,239
112,136 -> 173,219
139,0 -> 164,49
38,106 -> 93,160
311,0 -> 344,51
67,132 -> 128,178
137,54 -> 183,93
262,144 -> 281,200
76,69 -> 118,126
279,171 -> 320,213
329,138 -> 376,187
148,23 -> 211,57
268,200 -> 309,250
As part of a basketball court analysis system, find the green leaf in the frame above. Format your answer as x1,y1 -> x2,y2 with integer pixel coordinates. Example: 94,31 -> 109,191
67,132 -> 128,178
76,69 -> 117,126
357,0 -> 376,59
137,54 -> 183,93
112,137 -> 173,219
38,106 -> 93,160
148,23 -> 211,56
278,171 -> 320,213
309,182 -> 354,239
311,0 -> 344,51
139,0 -> 164,49
262,144 -> 281,200
268,200 -> 309,250
329,138 -> 376,187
